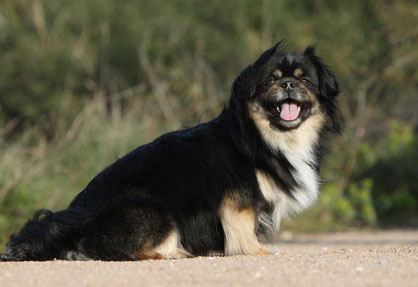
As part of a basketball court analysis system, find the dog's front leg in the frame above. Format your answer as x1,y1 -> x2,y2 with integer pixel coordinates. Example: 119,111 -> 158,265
220,196 -> 270,256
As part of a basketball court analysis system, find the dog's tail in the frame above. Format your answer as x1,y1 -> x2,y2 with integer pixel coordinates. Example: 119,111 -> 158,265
0,208 -> 93,261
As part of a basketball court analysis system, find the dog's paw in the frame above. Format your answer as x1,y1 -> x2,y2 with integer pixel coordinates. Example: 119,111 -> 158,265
63,251 -> 92,261
256,247 -> 271,256
258,244 -> 280,255
267,245 -> 281,255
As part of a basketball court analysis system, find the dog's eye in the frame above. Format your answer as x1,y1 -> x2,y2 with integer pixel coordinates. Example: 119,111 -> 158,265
267,77 -> 276,85
301,78 -> 310,84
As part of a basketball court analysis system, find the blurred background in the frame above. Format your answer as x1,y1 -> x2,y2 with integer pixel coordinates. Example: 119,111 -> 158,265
0,0 -> 417,248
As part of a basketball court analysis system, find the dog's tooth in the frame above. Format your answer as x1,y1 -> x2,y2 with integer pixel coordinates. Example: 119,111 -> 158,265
276,106 -> 281,113
297,106 -> 301,112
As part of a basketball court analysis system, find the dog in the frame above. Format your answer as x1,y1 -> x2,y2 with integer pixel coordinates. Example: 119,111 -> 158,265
0,41 -> 340,261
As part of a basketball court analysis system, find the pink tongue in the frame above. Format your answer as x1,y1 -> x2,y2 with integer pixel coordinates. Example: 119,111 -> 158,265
280,103 -> 300,121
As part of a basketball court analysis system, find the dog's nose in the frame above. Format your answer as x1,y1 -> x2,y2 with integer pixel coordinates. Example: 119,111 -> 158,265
281,80 -> 296,91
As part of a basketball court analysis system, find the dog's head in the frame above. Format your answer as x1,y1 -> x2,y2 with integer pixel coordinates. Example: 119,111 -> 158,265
231,41 -> 340,135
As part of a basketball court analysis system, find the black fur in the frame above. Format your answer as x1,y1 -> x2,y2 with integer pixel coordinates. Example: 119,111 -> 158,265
1,41 -> 340,261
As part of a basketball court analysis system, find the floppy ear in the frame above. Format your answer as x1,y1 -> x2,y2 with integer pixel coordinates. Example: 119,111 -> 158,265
304,46 -> 341,133
232,41 -> 284,100
304,46 -> 339,98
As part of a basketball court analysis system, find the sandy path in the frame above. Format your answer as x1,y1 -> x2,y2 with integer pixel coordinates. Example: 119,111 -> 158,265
1,230 -> 417,287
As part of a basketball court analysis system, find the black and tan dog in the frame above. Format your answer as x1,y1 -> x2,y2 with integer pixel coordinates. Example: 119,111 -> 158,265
0,41 -> 340,261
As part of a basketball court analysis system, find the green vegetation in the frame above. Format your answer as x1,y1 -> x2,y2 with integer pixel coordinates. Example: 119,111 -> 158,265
0,0 -> 417,247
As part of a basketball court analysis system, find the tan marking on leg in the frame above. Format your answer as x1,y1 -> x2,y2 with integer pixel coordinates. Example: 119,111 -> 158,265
134,239 -> 156,260
135,252 -> 164,260
220,196 -> 270,256
134,229 -> 189,260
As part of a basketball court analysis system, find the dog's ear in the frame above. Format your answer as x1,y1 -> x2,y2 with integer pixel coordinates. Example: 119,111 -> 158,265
304,46 -> 339,98
232,41 -> 284,100
303,46 -> 315,57
253,40 -> 283,67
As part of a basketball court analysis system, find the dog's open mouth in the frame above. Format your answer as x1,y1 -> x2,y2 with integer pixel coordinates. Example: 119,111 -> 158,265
272,100 -> 311,122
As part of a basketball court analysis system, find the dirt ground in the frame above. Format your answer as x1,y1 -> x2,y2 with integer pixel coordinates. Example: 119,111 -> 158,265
1,230 -> 417,287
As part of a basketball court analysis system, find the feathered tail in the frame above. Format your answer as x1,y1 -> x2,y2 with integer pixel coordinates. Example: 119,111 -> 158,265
0,208 -> 92,261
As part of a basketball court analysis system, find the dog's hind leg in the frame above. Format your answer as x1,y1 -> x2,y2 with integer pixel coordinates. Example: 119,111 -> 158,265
134,227 -> 190,260
78,204 -> 188,261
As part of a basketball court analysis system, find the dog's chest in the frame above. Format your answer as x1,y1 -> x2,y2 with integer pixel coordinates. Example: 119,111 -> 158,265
250,112 -> 325,237
255,153 -> 319,237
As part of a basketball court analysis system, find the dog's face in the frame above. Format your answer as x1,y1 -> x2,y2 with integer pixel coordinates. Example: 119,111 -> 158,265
233,42 -> 339,134
254,51 -> 323,130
